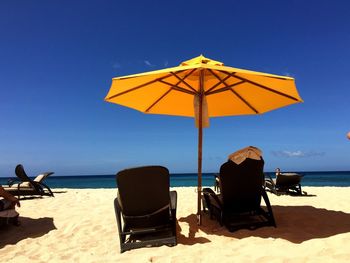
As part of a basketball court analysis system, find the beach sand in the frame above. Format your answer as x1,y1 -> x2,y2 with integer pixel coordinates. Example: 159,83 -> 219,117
1,187 -> 350,262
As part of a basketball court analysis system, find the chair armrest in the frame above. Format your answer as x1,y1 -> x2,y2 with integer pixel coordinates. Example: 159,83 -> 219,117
7,178 -> 21,187
264,173 -> 276,188
203,188 -> 222,210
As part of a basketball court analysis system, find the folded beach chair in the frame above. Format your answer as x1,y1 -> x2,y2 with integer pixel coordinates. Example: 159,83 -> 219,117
114,166 -> 177,253
264,172 -> 303,195
3,164 -> 54,199
203,157 -> 276,232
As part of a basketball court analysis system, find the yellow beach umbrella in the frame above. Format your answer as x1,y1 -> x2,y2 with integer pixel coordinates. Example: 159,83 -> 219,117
105,55 -> 303,224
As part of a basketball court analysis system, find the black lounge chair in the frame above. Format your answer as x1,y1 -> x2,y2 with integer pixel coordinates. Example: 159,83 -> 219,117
265,172 -> 303,195
114,166 -> 177,253
203,158 -> 276,232
3,164 -> 54,199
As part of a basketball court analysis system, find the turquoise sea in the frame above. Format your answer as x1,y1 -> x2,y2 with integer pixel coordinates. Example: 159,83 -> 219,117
1,171 -> 350,188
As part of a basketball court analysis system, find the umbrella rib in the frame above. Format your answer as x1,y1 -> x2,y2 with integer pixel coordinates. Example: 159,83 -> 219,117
106,73 -> 174,100
205,70 -> 231,94
158,79 -> 196,95
170,70 -> 198,94
229,89 -> 259,114
222,71 -> 301,102
206,81 -> 245,95
206,69 -> 245,95
146,73 -> 197,112
145,88 -> 173,113
206,69 -> 259,113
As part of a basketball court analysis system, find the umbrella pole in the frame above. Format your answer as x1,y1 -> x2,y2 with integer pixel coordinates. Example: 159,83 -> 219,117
197,72 -> 204,225
197,112 -> 203,225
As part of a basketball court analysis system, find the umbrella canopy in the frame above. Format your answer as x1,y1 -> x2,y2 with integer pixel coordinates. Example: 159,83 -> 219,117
105,55 -> 303,224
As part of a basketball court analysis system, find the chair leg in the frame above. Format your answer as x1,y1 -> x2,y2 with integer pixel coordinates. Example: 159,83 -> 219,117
114,197 -> 126,252
219,211 -> 224,226
169,191 -> 177,241
40,182 -> 54,197
262,190 -> 276,227
298,184 -> 302,195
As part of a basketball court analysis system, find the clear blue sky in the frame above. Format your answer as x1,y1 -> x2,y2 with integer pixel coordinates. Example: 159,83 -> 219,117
1,0 -> 349,176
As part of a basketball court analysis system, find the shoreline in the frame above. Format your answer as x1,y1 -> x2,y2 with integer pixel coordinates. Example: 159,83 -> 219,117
1,187 -> 350,262
2,170 -> 350,188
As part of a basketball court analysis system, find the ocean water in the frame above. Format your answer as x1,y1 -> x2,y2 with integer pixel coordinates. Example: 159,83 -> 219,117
1,171 -> 350,189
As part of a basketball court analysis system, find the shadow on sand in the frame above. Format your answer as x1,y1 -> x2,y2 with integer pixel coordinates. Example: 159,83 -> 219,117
268,191 -> 317,197
176,219 -> 211,245
16,190 -> 67,200
178,205 -> 350,244
0,217 -> 56,248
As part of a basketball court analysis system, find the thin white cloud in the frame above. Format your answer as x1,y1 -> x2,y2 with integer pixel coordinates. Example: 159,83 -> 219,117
144,60 -> 155,67
272,150 -> 325,158
285,150 -> 304,157
164,60 -> 169,67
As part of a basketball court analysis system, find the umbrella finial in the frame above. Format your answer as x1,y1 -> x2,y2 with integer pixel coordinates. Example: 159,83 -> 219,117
180,55 -> 224,66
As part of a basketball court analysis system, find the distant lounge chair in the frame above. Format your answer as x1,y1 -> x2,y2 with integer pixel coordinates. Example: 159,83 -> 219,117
3,164 -> 54,199
114,166 -> 177,253
265,172 -> 303,196
203,157 -> 276,232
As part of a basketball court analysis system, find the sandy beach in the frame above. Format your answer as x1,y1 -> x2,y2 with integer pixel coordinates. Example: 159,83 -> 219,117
1,187 -> 350,262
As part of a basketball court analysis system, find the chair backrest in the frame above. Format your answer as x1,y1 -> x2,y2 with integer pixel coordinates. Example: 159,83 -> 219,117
219,158 -> 265,212
116,166 -> 170,227
276,173 -> 301,187
33,172 -> 54,183
15,164 -> 31,183
15,164 -> 43,192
